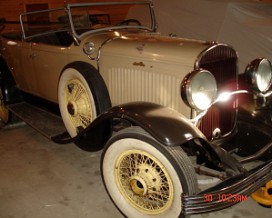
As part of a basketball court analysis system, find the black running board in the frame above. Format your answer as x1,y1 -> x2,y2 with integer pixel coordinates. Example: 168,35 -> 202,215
7,102 -> 69,141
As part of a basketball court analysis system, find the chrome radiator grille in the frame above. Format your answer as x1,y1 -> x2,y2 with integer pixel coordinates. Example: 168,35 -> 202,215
197,44 -> 238,140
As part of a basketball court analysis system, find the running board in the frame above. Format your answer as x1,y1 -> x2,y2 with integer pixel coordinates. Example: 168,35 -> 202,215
7,102 -> 68,141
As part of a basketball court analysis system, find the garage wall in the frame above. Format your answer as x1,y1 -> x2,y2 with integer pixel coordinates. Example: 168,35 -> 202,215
0,0 -> 133,20
2,0 -> 272,21
0,0 -> 129,32
2,0 -> 271,23
2,0 -> 271,34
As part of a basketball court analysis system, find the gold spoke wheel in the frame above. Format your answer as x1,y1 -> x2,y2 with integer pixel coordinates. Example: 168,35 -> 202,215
0,89 -> 9,123
65,79 -> 93,130
115,150 -> 173,214
102,127 -> 198,218
58,64 -> 111,140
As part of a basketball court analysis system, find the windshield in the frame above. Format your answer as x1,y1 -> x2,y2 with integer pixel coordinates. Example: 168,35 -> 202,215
20,1 -> 155,40
67,1 -> 155,38
20,8 -> 69,39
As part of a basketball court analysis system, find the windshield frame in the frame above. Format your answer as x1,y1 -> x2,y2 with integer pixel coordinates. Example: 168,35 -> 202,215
19,1 -> 156,41
66,1 -> 156,39
20,7 -> 67,40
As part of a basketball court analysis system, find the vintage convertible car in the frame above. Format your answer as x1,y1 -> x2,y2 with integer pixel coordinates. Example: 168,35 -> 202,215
0,1 -> 272,217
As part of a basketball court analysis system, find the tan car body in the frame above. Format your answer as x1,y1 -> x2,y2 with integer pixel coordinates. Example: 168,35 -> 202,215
1,30 -> 210,119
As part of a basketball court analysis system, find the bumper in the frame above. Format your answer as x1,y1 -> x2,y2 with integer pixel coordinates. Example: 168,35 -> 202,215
182,160 -> 272,215
251,180 -> 272,207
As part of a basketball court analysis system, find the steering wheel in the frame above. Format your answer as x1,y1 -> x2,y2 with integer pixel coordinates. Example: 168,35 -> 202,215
116,19 -> 142,26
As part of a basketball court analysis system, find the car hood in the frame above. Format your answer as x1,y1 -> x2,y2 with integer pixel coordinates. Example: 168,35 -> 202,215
96,30 -> 211,67
79,30 -> 214,117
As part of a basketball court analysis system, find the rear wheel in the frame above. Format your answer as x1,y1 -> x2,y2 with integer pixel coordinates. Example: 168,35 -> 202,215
101,127 -> 198,218
0,87 -> 9,124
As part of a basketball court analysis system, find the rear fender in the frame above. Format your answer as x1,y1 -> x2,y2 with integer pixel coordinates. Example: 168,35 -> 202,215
0,57 -> 22,103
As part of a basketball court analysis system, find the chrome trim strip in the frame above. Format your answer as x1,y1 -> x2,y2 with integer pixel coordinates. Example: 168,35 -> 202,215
96,35 -> 121,70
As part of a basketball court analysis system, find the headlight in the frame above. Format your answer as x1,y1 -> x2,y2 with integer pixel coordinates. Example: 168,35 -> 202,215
181,69 -> 217,111
245,58 -> 272,93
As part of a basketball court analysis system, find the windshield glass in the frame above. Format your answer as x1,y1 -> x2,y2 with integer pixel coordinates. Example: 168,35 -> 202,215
68,1 -> 154,37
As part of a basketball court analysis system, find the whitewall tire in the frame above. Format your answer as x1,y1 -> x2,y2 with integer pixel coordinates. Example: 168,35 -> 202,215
101,127 -> 198,218
0,88 -> 9,124
58,62 -> 111,138
58,67 -> 96,137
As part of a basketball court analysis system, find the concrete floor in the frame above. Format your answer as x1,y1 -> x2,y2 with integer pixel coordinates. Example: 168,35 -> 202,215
0,123 -> 272,218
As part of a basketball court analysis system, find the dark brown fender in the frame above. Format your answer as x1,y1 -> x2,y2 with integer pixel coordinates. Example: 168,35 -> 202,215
52,102 -> 205,150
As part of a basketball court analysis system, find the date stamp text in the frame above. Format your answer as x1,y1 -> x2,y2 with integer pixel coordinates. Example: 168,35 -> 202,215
203,194 -> 247,203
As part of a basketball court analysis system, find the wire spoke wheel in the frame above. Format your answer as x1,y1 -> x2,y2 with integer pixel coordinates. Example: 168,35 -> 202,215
65,79 -> 93,129
101,127 -> 198,218
58,66 -> 97,137
0,88 -> 9,123
58,63 -> 111,139
58,63 -> 111,150
116,149 -> 173,214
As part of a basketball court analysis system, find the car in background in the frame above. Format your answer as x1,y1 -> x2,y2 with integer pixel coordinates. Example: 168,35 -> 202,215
0,1 -> 272,217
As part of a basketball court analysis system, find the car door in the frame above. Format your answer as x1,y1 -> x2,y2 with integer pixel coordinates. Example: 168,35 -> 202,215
19,41 -> 40,94
30,42 -> 69,103
2,38 -> 39,96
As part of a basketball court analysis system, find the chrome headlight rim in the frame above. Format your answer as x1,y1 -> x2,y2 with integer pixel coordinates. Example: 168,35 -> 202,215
181,69 -> 217,111
245,58 -> 272,93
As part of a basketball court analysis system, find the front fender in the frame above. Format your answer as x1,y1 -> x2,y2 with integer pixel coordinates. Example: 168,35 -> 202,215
52,102 -> 206,151
105,102 -> 205,146
108,102 -> 244,174
52,101 -> 244,174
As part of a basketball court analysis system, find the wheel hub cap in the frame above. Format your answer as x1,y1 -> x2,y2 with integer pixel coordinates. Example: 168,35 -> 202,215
67,102 -> 76,116
130,176 -> 147,196
64,80 -> 93,128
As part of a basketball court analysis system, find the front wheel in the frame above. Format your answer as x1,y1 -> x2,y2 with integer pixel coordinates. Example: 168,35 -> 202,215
101,127 -> 198,218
